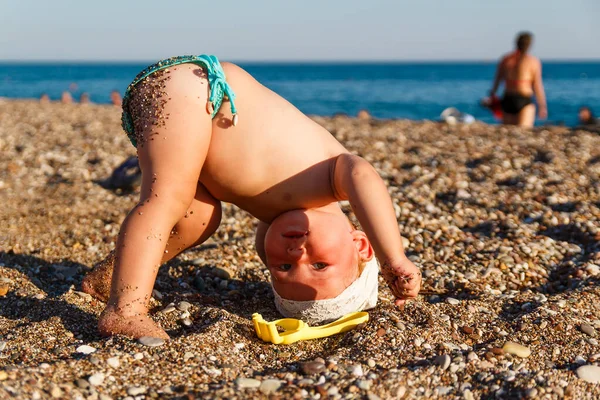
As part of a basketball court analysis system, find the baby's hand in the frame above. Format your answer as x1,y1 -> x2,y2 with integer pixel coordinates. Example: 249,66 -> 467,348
381,257 -> 421,307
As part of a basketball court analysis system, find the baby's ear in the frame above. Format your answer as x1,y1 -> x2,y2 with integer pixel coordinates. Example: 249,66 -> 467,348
351,230 -> 374,261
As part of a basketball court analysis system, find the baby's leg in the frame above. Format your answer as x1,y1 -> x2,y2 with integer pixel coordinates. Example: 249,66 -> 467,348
82,182 -> 221,302
98,64 -> 213,339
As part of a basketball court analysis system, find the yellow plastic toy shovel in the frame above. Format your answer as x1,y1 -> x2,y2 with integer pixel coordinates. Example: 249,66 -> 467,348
252,311 -> 369,345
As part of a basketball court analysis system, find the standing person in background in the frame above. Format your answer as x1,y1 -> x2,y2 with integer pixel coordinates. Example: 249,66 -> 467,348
110,90 -> 122,107
80,93 -> 91,104
489,32 -> 547,128
61,91 -> 73,104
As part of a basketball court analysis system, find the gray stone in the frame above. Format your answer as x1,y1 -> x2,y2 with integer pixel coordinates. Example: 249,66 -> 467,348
446,297 -> 460,305
437,386 -> 452,396
127,386 -> 147,396
75,378 -> 89,388
88,372 -> 105,386
502,341 -> 531,358
76,345 -> 96,354
576,365 -> 600,383
300,361 -> 325,375
211,267 -> 232,280
580,324 -> 596,337
435,354 -> 451,370
138,336 -> 165,347
161,304 -> 176,314
525,388 -> 538,398
193,276 -> 205,291
106,357 -> 119,368
236,377 -> 261,389
177,301 -> 192,312
259,379 -> 281,394
350,364 -> 364,377
357,380 -> 371,390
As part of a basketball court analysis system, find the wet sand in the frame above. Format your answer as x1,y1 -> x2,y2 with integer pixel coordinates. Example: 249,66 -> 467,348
1,100 -> 600,399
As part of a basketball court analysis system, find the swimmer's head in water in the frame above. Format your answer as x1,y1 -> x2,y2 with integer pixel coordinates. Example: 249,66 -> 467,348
264,208 -> 374,301
516,31 -> 533,53
579,106 -> 594,124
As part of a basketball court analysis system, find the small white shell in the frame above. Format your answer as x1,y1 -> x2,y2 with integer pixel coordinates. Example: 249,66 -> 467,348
232,114 -> 239,126
206,101 -> 214,114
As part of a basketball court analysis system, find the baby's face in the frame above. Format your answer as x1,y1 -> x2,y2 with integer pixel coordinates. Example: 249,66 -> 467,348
264,209 -> 364,301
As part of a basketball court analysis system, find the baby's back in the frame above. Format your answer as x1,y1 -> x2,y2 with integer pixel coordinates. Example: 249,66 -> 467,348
200,63 -> 348,222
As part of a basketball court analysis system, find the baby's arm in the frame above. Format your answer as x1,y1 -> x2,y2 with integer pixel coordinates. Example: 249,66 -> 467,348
331,153 -> 421,305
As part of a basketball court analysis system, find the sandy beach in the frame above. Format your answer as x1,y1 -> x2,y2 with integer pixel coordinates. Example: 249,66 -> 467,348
1,100 -> 600,399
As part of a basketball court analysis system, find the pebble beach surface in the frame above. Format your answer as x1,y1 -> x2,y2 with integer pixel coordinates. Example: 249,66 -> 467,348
1,100 -> 599,399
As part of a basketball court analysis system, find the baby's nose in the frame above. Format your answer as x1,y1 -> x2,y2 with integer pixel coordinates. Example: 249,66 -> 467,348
286,245 -> 305,259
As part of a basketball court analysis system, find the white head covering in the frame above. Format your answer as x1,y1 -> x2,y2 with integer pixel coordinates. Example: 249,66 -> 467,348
271,257 -> 379,325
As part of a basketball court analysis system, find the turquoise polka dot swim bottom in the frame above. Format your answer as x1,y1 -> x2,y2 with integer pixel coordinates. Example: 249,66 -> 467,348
121,54 -> 237,147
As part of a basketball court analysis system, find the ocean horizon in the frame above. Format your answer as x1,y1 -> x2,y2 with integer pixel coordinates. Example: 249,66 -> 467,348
1,60 -> 599,126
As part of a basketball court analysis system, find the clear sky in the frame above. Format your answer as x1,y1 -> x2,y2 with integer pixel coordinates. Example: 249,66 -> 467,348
1,0 -> 598,62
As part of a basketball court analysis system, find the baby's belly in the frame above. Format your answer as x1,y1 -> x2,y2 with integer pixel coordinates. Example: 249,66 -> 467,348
199,146 -> 341,223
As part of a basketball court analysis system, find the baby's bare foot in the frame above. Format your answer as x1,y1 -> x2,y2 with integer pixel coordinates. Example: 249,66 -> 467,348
98,306 -> 169,340
81,252 -> 115,302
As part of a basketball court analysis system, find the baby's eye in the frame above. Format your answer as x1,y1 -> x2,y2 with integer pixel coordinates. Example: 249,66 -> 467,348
312,262 -> 328,270
279,264 -> 292,271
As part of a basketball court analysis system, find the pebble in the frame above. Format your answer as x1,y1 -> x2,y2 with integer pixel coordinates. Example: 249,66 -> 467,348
0,371 -> 7,381
502,342 -> 531,358
107,357 -> 120,368
256,379 -> 281,394
211,267 -> 232,280
76,345 -> 96,354
133,352 -> 144,360
437,386 -> 452,396
76,378 -> 89,388
435,354 -> 451,370
576,365 -> 600,383
161,304 -> 176,314
127,386 -> 147,396
88,372 -> 105,386
50,385 -> 62,398
580,324 -> 596,337
463,389 -> 474,400
395,386 -> 407,398
357,380 -> 371,390
446,297 -> 460,305
367,359 -> 376,368
350,364 -> 364,377
236,377 -> 261,389
301,361 -> 326,375
193,276 -> 206,291
525,388 -> 538,398
586,264 -> 600,276
177,301 -> 192,311
138,336 -> 165,347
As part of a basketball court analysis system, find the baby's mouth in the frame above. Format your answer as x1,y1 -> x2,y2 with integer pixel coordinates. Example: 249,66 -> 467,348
282,230 -> 308,239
